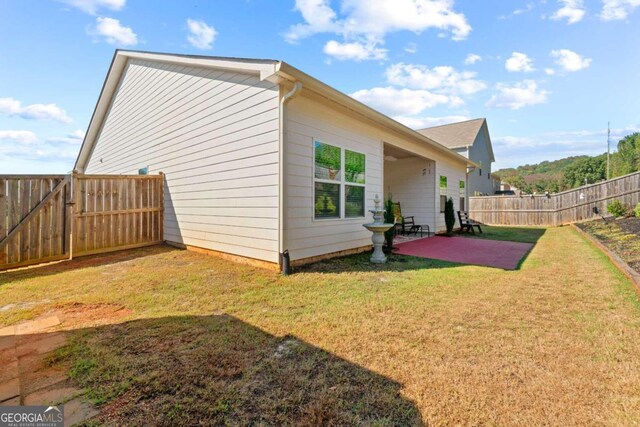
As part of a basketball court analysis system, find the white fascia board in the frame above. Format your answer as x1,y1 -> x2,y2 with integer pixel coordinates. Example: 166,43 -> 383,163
270,62 -> 478,169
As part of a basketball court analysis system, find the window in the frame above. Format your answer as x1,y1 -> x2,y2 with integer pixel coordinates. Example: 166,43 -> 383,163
479,168 -> 482,176
439,175 -> 447,213
314,141 -> 365,219
459,180 -> 465,211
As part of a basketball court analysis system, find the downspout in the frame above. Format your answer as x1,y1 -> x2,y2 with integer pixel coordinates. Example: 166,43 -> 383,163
279,81 -> 303,274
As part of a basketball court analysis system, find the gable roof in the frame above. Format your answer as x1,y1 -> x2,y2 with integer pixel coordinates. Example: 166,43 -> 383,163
75,50 -> 476,171
416,118 -> 494,163
417,118 -> 485,149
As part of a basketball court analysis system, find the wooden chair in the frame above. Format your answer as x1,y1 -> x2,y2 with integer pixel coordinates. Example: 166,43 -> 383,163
390,202 -> 415,235
390,202 -> 430,236
457,211 -> 482,234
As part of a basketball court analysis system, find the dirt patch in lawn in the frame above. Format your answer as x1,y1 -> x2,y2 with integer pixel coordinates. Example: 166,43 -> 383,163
56,303 -> 132,330
576,217 -> 640,274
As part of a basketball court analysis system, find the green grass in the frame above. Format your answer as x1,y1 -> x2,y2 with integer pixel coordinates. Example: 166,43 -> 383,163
457,224 -> 547,243
2,226 -> 640,425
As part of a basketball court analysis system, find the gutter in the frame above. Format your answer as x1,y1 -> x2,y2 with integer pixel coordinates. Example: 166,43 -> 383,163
278,80 -> 303,271
273,62 -> 478,169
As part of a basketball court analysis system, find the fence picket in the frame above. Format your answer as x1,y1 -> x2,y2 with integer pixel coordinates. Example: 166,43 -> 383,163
470,171 -> 640,226
0,174 -> 163,271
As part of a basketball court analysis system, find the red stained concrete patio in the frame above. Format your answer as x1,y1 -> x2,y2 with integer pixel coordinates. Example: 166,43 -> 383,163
394,236 -> 534,270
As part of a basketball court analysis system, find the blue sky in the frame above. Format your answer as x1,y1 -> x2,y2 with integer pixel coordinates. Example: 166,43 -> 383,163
1,0 -> 639,173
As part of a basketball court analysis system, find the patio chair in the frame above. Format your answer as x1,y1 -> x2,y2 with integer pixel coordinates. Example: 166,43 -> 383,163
457,211 -> 482,234
391,202 -> 429,236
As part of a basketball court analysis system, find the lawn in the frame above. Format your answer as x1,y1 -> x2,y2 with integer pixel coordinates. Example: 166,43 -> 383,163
1,226 -> 640,425
456,224 -> 546,244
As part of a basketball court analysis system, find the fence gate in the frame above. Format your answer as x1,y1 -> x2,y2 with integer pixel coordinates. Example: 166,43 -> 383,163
0,173 -> 164,271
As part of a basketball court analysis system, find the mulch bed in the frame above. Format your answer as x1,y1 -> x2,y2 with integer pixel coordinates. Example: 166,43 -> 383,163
576,217 -> 640,274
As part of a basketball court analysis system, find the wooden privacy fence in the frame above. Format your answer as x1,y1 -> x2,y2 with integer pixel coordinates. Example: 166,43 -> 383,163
0,173 -> 164,271
469,170 -> 640,226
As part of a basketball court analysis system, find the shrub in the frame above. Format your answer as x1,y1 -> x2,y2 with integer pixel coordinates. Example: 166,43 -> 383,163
607,199 -> 627,217
634,203 -> 640,219
444,197 -> 455,234
384,194 -> 395,250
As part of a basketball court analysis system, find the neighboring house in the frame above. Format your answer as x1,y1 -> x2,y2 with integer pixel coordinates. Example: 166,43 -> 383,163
417,118 -> 498,201
75,50 -> 476,270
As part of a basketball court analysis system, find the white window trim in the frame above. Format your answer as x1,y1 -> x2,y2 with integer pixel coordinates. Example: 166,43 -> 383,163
313,139 -> 366,221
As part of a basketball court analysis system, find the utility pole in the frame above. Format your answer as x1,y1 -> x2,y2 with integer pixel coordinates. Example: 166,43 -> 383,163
607,121 -> 611,180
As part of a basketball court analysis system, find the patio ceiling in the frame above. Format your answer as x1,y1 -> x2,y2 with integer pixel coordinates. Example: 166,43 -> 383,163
384,143 -> 433,162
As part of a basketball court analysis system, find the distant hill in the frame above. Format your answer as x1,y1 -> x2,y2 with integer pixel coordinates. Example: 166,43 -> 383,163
494,154 -> 608,194
494,132 -> 639,194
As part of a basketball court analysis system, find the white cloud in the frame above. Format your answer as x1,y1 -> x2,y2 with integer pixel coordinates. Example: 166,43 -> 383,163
551,0 -> 586,24
323,40 -> 387,61
545,68 -> 556,75
285,0 -> 340,43
505,52 -> 535,72
493,123 -> 640,169
600,0 -> 640,20
61,0 -> 125,15
499,2 -> 535,19
551,49 -> 592,72
186,19 -> 217,50
464,53 -> 481,65
0,130 -> 85,165
351,86 -> 458,116
394,114 -> 470,129
486,80 -> 549,110
49,129 -> 86,144
385,63 -> 486,95
0,130 -> 38,144
92,17 -> 138,46
0,97 -> 73,123
286,0 -> 471,61
404,42 -> 418,54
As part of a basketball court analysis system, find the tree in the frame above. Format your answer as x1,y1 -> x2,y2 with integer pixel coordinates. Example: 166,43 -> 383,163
562,156 -> 606,188
611,132 -> 640,176
444,198 -> 455,235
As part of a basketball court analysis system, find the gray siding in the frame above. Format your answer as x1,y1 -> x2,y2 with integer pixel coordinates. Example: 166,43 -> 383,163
84,59 -> 281,263
466,126 -> 497,196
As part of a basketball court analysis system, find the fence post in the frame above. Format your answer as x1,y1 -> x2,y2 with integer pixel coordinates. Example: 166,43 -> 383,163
158,172 -> 164,242
68,170 -> 78,260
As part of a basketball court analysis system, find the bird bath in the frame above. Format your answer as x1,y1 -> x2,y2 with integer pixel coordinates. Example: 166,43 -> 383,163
363,194 -> 394,263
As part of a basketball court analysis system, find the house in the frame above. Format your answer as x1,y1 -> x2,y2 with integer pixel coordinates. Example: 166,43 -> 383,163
75,50 -> 476,270
417,118 -> 498,200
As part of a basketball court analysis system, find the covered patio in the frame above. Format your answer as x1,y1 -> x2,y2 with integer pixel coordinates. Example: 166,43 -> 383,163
383,143 -> 437,235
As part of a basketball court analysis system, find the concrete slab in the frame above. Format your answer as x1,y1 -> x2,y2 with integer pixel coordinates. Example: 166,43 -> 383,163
15,315 -> 60,335
24,386 -> 78,406
0,377 -> 19,403
16,333 -> 66,357
0,326 -> 15,337
0,360 -> 19,384
394,236 -> 534,270
0,396 -> 20,406
64,397 -> 99,426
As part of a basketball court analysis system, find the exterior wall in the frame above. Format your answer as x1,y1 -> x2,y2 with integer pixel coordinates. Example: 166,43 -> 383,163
434,157 -> 467,231
384,157 -> 436,232
466,126 -> 497,196
284,93 -> 469,259
283,95 -> 384,261
84,58 -> 281,263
